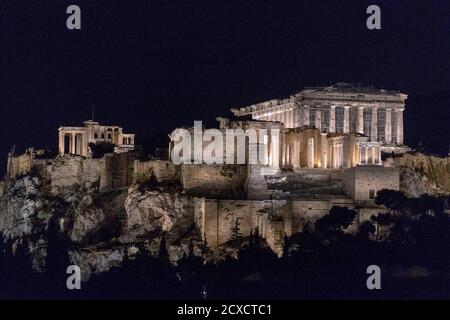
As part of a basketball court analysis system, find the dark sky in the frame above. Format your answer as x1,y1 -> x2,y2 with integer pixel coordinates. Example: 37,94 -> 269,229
0,0 -> 449,171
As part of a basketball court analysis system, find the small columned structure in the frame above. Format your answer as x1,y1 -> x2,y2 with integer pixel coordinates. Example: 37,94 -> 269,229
58,120 -> 135,156
358,142 -> 382,165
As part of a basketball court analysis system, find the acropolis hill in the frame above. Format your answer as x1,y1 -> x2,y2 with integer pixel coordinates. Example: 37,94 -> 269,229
1,83 -> 450,280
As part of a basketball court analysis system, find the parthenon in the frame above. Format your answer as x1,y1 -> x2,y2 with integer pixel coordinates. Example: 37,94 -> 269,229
231,83 -> 406,151
167,83 -> 410,174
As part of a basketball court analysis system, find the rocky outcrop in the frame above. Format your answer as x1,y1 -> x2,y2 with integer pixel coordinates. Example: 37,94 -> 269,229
396,153 -> 450,197
0,176 -> 45,240
400,167 -> 445,198
49,155 -> 105,195
69,247 -> 126,280
122,184 -> 195,242
0,170 -> 200,280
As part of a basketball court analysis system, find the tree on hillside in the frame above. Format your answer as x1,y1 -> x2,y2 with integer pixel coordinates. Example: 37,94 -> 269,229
315,206 -> 357,234
158,234 -> 170,261
375,189 -> 407,212
358,220 -> 376,239
88,142 -> 115,158
230,218 -> 243,241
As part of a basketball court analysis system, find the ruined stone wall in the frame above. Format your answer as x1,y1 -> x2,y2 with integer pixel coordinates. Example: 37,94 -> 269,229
194,199 -> 287,252
181,164 -> 247,198
194,197 -> 354,256
194,199 -> 261,248
343,166 -> 399,203
6,152 -> 137,194
105,152 -> 136,189
289,168 -> 342,184
290,198 -> 354,233
7,152 -> 34,178
6,149 -> 53,180
245,165 -> 270,200
267,169 -> 344,197
133,160 -> 177,183
50,155 -> 106,193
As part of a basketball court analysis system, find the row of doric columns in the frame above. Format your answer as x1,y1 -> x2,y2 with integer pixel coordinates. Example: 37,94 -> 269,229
254,104 -> 296,128
297,105 -> 403,145
343,106 -> 350,133
330,143 -> 343,169
371,107 -> 378,142
358,145 -> 381,165
58,130 -> 87,156
251,104 -> 404,145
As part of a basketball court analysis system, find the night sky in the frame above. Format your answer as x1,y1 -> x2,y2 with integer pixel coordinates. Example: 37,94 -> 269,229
0,0 -> 449,172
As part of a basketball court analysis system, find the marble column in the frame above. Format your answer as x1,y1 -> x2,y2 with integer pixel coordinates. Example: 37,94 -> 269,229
264,134 -> 269,165
372,147 -> 376,164
307,138 -> 314,168
396,109 -> 404,145
320,133 -> 327,168
303,106 -> 310,127
378,147 -> 381,164
343,106 -> 350,133
365,146 -> 369,164
315,110 -> 322,131
287,109 -> 292,128
58,130 -> 65,155
290,109 -> 294,128
70,133 -> 76,154
294,107 -> 301,128
356,106 -> 364,134
329,106 -> 336,132
296,141 -> 300,168
371,107 -> 378,142
271,129 -> 280,168
385,108 -> 392,144
358,145 -> 362,165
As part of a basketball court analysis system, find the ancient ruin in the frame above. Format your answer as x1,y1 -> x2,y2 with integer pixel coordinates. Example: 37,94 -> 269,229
58,120 -> 135,156
2,83 -> 450,278
231,83 -> 406,152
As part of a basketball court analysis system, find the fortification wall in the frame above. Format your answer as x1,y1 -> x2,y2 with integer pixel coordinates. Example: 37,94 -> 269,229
343,166 -> 399,203
7,152 -> 33,178
133,160 -> 177,183
6,150 -> 136,194
194,197 -> 354,256
49,153 -> 136,194
181,164 -> 247,198
268,169 -> 343,190
290,198 -> 354,233
49,155 -> 106,193
194,199 -> 287,254
105,152 -> 136,189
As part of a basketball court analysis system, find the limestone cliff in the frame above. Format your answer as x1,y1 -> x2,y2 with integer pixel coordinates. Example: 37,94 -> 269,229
0,158 -> 202,281
395,153 -> 450,197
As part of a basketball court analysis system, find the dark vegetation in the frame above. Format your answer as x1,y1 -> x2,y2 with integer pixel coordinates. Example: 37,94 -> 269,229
1,190 -> 450,299
88,142 -> 115,159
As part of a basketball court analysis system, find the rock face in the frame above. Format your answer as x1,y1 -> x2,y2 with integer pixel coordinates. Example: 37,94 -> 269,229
68,247 -> 126,280
397,153 -> 450,197
0,176 -> 43,240
123,184 -> 195,241
1,152 -> 447,281
0,166 -> 199,280
400,167 -> 445,198
49,155 -> 105,195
